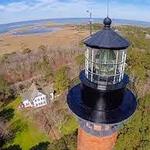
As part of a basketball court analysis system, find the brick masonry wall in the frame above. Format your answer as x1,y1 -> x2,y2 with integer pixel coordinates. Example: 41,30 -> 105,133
77,128 -> 118,150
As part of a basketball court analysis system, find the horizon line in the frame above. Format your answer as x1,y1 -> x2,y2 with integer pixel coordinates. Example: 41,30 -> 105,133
0,17 -> 150,26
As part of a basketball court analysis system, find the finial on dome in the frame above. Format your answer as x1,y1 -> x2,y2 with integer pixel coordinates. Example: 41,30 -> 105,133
103,17 -> 112,28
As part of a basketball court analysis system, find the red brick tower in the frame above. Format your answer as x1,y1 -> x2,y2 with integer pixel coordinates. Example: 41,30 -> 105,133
67,17 -> 137,150
77,128 -> 117,150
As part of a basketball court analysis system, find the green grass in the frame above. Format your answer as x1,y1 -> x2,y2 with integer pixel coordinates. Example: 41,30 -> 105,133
60,117 -> 78,135
3,97 -> 50,150
13,122 -> 49,150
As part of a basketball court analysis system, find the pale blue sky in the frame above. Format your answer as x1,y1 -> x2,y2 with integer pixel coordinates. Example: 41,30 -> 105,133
0,0 -> 150,24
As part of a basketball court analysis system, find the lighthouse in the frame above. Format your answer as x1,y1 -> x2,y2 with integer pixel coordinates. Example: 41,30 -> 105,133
67,17 -> 137,150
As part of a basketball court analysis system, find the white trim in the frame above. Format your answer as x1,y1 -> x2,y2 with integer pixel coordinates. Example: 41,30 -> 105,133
113,51 -> 119,84
91,49 -> 94,82
85,57 -> 125,65
122,51 -> 127,79
119,51 -> 125,82
85,48 -> 89,78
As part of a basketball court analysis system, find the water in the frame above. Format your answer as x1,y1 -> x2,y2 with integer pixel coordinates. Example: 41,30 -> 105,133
13,27 -> 60,35
0,18 -> 150,35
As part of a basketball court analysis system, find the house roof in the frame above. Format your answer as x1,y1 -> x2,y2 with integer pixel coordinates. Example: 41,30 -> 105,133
84,17 -> 130,50
22,83 -> 54,102
42,84 -> 54,94
22,83 -> 40,101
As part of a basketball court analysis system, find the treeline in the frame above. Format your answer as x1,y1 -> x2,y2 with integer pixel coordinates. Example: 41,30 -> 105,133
0,105 -> 27,150
1,131 -> 77,150
0,52 -> 83,149
0,76 -> 15,104
115,94 -> 150,150
114,25 -> 150,149
0,45 -> 84,85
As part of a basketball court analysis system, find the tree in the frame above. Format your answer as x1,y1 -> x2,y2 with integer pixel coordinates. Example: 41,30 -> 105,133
30,142 -> 50,150
54,66 -> 70,93
115,95 -> 150,150
0,135 -> 5,148
48,131 -> 77,150
0,76 -> 13,103
75,54 -> 85,70
0,108 -> 14,122
36,56 -> 53,80
3,145 -> 22,150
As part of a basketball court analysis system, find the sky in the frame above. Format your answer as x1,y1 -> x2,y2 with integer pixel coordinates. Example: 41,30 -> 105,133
0,0 -> 150,24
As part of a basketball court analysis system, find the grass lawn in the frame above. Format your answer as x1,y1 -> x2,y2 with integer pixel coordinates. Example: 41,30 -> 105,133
60,116 -> 78,135
13,123 -> 49,150
3,97 -> 50,150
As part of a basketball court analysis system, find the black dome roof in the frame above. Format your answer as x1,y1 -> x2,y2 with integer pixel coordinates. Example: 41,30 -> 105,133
103,17 -> 112,27
84,18 -> 130,50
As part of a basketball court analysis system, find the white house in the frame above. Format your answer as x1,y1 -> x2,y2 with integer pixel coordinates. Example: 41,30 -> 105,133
22,99 -> 32,108
21,83 -> 54,108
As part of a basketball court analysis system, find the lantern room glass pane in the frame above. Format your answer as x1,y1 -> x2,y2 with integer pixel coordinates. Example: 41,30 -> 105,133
94,49 -> 116,76
85,48 -> 127,85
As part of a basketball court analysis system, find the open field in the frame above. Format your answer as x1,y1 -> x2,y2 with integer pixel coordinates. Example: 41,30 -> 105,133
0,25 -> 88,56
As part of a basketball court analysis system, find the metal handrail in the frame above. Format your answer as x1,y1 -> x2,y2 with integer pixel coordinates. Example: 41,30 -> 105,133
85,69 -> 121,77
85,57 -> 125,65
